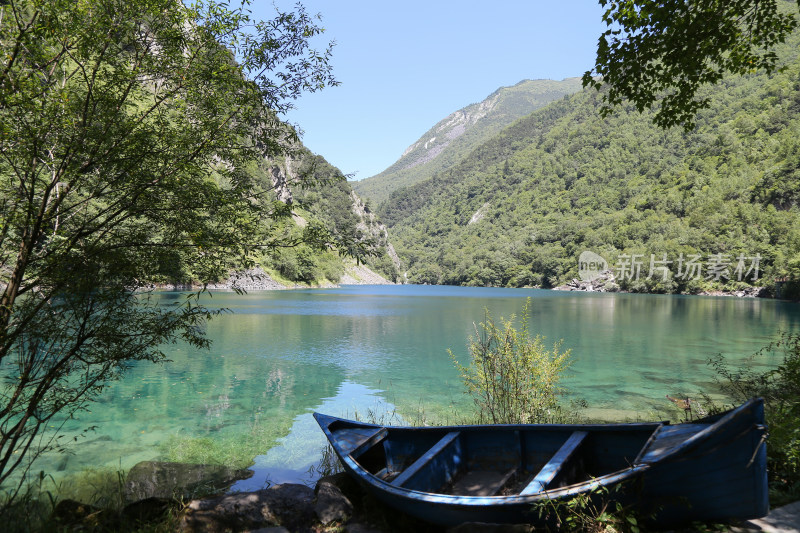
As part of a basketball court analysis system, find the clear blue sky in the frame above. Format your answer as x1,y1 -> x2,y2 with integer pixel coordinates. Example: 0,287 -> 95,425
254,1 -> 607,180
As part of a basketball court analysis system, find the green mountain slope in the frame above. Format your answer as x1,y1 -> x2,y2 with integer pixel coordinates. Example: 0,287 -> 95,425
155,146 -> 400,287
351,78 -> 584,205
281,151 -> 401,283
252,150 -> 401,285
383,43 -> 800,296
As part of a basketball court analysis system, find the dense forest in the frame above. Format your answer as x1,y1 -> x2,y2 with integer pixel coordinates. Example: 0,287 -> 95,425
376,36 -> 800,297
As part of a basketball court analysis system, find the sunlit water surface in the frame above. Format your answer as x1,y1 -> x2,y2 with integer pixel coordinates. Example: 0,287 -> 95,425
21,285 -> 800,489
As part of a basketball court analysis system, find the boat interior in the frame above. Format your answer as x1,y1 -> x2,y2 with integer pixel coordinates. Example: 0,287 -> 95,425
330,422 -> 668,497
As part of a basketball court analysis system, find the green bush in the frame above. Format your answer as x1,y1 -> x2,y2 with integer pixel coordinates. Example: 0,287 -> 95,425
315,250 -> 345,283
269,244 -> 319,283
449,298 -> 573,424
706,332 -> 800,505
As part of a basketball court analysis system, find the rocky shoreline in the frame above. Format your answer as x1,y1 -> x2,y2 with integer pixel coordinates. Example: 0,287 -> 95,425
553,270 -> 621,293
151,264 -> 395,292
52,460 -> 794,532
553,270 -> 770,298
132,266 -> 781,299
178,473 -> 429,533
51,461 -> 467,532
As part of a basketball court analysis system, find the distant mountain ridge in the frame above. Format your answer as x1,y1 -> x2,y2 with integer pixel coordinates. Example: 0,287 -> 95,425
351,78 -> 583,205
379,37 -> 800,296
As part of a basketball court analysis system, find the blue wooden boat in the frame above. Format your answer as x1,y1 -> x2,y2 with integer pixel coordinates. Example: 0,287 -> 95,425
313,398 -> 768,527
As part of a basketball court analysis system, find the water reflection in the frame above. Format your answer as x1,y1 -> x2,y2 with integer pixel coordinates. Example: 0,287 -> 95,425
25,286 -> 800,486
231,381 -> 396,490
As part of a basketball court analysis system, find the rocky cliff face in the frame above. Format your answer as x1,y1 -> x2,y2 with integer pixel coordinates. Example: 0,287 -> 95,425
270,163 -> 293,203
398,94 -> 500,172
349,191 -> 401,273
255,152 -> 401,286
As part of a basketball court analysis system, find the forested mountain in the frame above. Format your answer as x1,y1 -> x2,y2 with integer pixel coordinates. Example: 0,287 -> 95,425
155,147 -> 400,287
352,78 -> 583,205
381,38 -> 800,297
263,152 -> 401,284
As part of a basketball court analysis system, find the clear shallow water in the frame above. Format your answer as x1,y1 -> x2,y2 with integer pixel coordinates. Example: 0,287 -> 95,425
23,285 -> 800,488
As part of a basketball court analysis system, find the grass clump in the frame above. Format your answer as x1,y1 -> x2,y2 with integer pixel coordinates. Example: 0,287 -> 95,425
450,298 -> 574,424
1,469 -> 184,533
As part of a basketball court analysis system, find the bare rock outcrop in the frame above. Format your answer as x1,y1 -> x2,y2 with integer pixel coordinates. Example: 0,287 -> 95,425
554,270 -> 620,292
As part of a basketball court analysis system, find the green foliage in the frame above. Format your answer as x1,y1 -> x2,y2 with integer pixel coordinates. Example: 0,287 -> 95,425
382,34 -> 800,293
316,251 -> 346,283
268,240 -> 344,284
365,249 -> 400,283
584,0 -> 800,129
0,0 -> 337,501
0,468 -> 186,533
295,156 -> 362,237
272,153 -> 395,283
449,299 -> 573,424
535,483 -> 643,533
706,332 -> 800,505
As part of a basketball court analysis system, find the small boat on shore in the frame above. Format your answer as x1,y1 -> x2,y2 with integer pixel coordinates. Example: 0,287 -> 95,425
314,398 -> 768,527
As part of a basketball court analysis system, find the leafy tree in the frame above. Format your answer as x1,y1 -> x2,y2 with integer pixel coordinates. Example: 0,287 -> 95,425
584,0 -> 800,128
0,0 -> 336,499
450,300 -> 573,424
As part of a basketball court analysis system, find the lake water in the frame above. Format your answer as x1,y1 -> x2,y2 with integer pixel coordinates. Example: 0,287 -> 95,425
26,285 -> 800,490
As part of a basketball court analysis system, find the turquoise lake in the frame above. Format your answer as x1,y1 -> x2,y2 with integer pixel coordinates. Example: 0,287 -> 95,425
31,285 -> 800,489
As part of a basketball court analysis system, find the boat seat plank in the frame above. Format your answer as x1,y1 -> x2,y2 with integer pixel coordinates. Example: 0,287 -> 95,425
344,427 -> 388,459
520,430 -> 588,495
392,431 -> 460,488
636,424 -> 707,463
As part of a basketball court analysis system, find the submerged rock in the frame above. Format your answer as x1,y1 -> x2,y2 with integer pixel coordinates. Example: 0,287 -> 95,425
124,461 -> 252,502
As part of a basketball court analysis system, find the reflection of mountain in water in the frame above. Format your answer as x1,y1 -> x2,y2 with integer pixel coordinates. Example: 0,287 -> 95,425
231,381 -> 397,491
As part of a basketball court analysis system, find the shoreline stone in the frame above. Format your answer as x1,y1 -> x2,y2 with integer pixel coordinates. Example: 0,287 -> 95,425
553,270 -> 620,293
53,466 -> 800,532
178,472 -> 438,532
180,483 -> 315,532
553,270 -> 771,298
314,476 -> 354,524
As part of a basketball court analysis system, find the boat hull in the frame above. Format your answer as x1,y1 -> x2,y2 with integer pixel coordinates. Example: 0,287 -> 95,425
314,399 -> 767,527
639,400 -> 769,525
